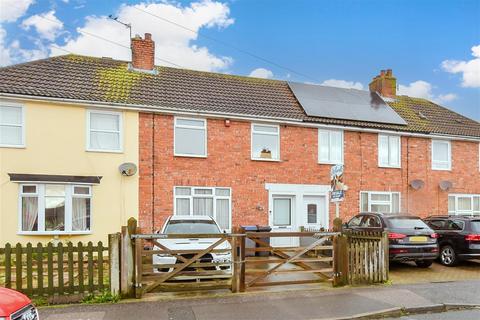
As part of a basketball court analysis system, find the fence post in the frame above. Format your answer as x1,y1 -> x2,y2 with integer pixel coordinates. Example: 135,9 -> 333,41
333,234 -> 348,287
231,228 -> 245,293
239,229 -> 246,292
134,238 -> 143,299
382,231 -> 389,282
120,217 -> 137,298
109,233 -> 121,295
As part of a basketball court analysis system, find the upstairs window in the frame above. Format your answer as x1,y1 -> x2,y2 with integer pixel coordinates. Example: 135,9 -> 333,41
20,184 -> 92,234
318,129 -> 343,164
251,123 -> 280,160
174,117 -> 207,157
87,110 -> 122,152
0,103 -> 24,147
432,140 -> 451,170
378,134 -> 401,168
360,191 -> 400,213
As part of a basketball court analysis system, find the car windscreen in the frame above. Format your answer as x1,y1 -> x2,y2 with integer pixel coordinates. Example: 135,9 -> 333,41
386,217 -> 430,229
471,221 -> 480,233
164,220 -> 221,234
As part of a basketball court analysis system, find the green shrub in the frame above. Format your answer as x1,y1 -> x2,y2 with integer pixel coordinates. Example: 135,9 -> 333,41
82,290 -> 120,304
32,297 -> 49,307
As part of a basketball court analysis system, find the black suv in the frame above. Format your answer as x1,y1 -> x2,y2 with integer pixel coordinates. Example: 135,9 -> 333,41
345,213 -> 439,268
423,215 -> 480,266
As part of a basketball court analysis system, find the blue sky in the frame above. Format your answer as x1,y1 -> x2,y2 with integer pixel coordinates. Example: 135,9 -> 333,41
0,0 -> 479,120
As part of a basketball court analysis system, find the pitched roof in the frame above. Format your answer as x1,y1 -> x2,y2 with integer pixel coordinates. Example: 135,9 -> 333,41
0,54 -> 479,138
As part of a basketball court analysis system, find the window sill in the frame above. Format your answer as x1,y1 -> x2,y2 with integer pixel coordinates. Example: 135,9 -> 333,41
378,165 -> 402,169
86,148 -> 123,154
0,144 -> 25,149
432,167 -> 451,171
18,231 -> 92,236
251,157 -> 281,162
174,154 -> 208,158
318,161 -> 344,165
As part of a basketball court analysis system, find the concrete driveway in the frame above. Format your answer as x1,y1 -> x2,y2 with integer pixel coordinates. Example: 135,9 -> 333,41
389,259 -> 480,285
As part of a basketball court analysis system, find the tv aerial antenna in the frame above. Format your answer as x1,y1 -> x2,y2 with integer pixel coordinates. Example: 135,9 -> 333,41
108,15 -> 132,41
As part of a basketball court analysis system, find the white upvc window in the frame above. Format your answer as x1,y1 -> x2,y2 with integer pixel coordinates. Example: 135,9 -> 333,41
0,102 -> 25,147
87,110 -> 123,152
360,191 -> 401,213
448,194 -> 480,216
174,186 -> 231,231
431,140 -> 451,170
251,123 -> 280,161
19,184 -> 92,235
174,117 -> 207,157
378,134 -> 401,168
318,129 -> 343,164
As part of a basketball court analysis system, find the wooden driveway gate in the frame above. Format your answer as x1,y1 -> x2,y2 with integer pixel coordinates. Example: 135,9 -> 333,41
243,231 -> 339,289
117,218 -> 388,298
132,233 -> 235,297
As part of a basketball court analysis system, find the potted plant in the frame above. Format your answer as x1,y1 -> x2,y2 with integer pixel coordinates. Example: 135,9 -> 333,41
260,147 -> 272,159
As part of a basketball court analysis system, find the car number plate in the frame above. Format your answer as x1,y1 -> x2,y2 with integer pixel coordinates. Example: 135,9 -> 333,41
410,236 -> 428,242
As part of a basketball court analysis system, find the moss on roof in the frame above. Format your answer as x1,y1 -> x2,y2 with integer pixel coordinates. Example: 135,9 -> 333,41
0,54 -> 479,138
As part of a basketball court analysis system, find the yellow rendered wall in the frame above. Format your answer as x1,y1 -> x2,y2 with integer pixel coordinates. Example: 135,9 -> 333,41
0,99 -> 139,245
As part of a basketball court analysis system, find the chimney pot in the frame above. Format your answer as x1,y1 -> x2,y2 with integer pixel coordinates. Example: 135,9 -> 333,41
369,69 -> 397,98
131,33 -> 155,71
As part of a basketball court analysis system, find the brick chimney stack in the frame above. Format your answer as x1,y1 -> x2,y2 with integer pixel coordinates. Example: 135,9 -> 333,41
131,33 -> 155,71
369,69 -> 397,98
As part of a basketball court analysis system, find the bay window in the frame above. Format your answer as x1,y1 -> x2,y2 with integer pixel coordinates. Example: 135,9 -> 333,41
174,186 -> 231,231
19,184 -> 92,234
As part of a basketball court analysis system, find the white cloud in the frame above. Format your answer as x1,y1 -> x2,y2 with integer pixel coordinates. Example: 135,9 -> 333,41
22,10 -> 64,41
0,26 -> 12,66
0,26 -> 48,67
320,79 -> 364,90
0,0 -> 35,22
249,68 -> 273,79
51,0 -> 234,72
441,44 -> 480,88
398,80 -> 432,98
398,80 -> 457,104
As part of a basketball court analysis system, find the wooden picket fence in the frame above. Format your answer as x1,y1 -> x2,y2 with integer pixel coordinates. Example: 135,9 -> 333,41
342,231 -> 389,284
0,241 -> 109,297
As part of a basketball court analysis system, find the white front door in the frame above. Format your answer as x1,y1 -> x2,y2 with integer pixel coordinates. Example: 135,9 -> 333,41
270,196 -> 298,247
303,196 -> 328,230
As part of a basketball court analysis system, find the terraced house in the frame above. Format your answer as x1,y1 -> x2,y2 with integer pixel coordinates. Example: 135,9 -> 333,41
1,33 -> 479,245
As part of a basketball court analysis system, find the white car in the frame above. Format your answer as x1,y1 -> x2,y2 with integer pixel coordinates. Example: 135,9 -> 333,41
153,215 -> 232,278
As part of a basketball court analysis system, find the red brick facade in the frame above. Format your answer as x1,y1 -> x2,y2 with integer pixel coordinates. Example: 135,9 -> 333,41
139,113 -> 480,232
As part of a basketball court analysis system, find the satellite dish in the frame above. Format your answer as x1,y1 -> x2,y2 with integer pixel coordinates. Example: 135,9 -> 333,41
119,162 -> 137,176
439,180 -> 453,191
410,179 -> 424,190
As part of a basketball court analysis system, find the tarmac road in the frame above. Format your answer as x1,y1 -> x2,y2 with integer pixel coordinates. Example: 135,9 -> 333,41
39,280 -> 480,320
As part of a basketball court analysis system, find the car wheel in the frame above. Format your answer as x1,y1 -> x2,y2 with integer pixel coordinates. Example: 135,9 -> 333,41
415,260 -> 433,268
440,245 -> 458,266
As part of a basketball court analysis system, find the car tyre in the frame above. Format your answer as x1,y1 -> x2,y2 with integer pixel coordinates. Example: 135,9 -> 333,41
440,245 -> 458,266
415,260 -> 433,268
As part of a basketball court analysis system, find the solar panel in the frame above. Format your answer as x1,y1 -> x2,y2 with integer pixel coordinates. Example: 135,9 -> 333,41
288,82 -> 407,125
